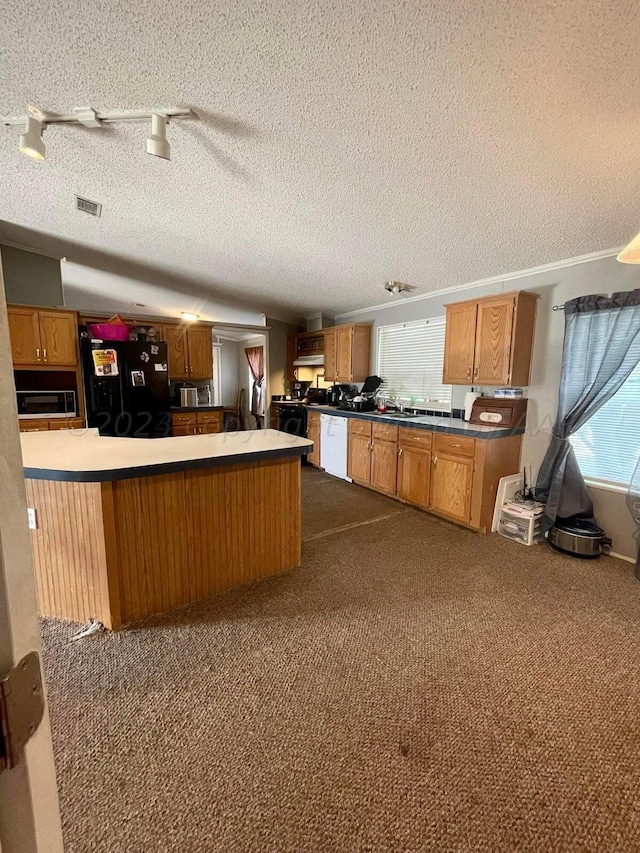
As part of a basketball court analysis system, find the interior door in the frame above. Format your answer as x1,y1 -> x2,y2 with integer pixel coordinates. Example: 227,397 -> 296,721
38,310 -> 78,366
187,326 -> 213,379
336,326 -> 352,381
323,329 -> 337,382
0,293 -> 64,850
473,297 -> 514,385
7,307 -> 41,366
163,324 -> 190,379
397,446 -> 431,509
347,432 -> 371,484
430,453 -> 473,523
370,439 -> 398,495
443,303 -> 477,384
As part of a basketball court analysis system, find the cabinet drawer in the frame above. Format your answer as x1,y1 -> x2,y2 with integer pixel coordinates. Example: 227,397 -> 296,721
172,413 -> 197,426
198,424 -> 223,435
172,425 -> 197,436
434,433 -> 475,458
196,411 -> 223,424
399,427 -> 432,449
49,418 -> 84,430
349,419 -> 372,438
372,423 -> 398,443
19,419 -> 50,432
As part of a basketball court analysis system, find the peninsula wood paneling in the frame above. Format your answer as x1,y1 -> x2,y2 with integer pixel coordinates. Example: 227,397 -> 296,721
25,479 -> 114,628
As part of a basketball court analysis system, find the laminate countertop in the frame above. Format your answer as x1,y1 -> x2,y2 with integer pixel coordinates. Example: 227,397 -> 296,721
170,405 -> 225,413
21,428 -> 312,482
304,405 -> 524,438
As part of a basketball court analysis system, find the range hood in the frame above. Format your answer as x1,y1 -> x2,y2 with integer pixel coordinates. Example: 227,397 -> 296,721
293,354 -> 324,367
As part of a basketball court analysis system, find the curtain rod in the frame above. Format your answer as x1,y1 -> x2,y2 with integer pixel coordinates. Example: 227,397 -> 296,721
552,305 -> 565,311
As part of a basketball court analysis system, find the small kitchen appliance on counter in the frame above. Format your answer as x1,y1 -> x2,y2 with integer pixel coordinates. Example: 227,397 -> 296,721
328,384 -> 353,407
548,518 -> 611,558
470,397 -> 528,428
337,376 -> 382,412
179,387 -> 199,408
306,387 -> 329,406
173,382 -> 197,407
291,380 -> 312,400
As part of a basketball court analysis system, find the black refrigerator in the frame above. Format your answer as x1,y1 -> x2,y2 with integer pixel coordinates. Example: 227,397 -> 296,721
81,339 -> 172,438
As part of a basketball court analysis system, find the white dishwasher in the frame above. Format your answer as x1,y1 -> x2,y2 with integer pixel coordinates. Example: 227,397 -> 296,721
320,414 -> 350,481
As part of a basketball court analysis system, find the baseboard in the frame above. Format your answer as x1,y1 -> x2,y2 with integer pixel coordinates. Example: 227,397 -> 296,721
609,550 -> 636,564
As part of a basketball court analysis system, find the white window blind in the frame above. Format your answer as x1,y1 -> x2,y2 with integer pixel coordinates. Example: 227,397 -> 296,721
570,361 -> 640,487
376,317 -> 452,412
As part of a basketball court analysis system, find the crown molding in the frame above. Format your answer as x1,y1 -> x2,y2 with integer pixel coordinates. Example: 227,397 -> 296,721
336,246 -> 624,319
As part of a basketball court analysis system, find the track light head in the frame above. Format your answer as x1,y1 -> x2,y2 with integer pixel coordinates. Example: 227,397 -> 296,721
146,113 -> 170,160
19,116 -> 45,160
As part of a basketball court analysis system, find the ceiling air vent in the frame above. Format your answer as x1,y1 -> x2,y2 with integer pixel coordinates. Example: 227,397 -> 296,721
74,195 -> 102,217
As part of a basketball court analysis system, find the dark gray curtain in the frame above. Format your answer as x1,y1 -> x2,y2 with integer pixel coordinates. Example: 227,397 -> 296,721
535,290 -> 640,531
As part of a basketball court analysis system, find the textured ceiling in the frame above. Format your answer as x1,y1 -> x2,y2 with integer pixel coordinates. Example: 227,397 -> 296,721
1,0 -> 639,322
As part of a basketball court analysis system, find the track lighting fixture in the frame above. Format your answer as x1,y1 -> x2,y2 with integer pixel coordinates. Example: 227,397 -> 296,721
3,106 -> 195,161
19,116 -> 46,160
146,113 -> 170,160
384,280 -> 409,295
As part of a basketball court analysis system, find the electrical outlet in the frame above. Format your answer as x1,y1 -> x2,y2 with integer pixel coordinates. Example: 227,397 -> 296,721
27,508 -> 37,530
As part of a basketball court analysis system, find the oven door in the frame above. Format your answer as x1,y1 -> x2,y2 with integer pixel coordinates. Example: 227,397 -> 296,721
17,391 -> 77,419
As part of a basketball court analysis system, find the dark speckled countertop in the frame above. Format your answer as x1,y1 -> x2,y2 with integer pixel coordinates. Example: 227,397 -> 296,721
171,405 -> 225,413
304,405 -> 523,439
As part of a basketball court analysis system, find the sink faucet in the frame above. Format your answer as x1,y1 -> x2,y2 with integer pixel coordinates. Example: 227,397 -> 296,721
393,397 -> 405,413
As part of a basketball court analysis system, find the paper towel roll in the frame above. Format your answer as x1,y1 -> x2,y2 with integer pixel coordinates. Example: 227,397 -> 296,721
464,391 -> 479,421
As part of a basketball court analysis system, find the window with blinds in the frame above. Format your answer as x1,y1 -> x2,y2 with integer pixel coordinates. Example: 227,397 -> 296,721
376,317 -> 452,412
570,361 -> 640,487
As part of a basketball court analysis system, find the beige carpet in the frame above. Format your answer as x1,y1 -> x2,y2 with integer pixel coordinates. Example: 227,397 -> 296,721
41,468 -> 640,852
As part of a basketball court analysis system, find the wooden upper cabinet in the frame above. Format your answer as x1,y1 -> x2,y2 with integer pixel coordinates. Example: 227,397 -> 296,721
286,335 -> 298,382
443,291 -> 538,386
8,306 -> 78,367
430,453 -> 474,523
8,307 -> 42,365
443,302 -> 477,384
336,326 -> 353,381
187,326 -> 213,379
163,324 -> 190,379
38,310 -> 78,365
323,330 -> 337,381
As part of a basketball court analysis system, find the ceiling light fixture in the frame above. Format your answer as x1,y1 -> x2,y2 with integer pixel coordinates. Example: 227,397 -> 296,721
146,113 -> 170,160
182,312 -> 199,322
19,116 -> 45,160
384,280 -> 409,295
3,106 -> 196,161
617,231 -> 640,263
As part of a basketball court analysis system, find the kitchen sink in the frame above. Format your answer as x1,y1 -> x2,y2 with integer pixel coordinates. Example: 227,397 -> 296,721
383,412 -> 419,419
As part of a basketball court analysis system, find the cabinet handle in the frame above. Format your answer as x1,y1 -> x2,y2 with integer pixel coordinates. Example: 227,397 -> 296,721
398,447 -> 403,457
466,366 -> 471,379
433,456 -> 438,466
450,443 -> 460,448
473,365 -> 478,377
43,348 -> 47,362
36,348 -> 41,361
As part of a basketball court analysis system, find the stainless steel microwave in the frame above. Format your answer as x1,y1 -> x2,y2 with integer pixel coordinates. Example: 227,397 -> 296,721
17,390 -> 77,419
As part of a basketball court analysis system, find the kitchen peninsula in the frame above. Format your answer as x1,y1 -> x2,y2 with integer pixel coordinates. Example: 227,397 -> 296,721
22,428 -> 312,629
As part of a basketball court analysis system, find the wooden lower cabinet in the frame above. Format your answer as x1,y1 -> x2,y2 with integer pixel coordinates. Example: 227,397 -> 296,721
171,410 -> 223,436
307,411 -> 321,467
346,416 -> 522,534
429,453 -> 473,523
20,417 -> 84,432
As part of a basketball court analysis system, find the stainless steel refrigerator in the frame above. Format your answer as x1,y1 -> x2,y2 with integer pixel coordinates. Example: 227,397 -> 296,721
81,339 -> 172,438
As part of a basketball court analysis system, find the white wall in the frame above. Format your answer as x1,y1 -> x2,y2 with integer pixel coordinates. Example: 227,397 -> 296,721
218,339 -> 240,407
337,253 -> 639,560
62,262 -> 265,326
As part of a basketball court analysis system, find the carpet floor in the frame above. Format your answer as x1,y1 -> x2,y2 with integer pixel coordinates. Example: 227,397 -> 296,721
41,468 -> 640,852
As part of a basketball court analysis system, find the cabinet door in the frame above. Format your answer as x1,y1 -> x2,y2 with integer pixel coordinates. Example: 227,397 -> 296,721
397,447 -> 431,510
348,432 -> 371,484
286,335 -> 298,382
164,325 -> 190,379
430,454 -> 473,523
8,307 -> 42,365
323,330 -> 337,382
336,326 -> 353,381
443,303 -> 477,384
19,419 -> 50,432
188,326 -> 213,379
38,310 -> 78,366
307,413 -> 321,467
473,297 -> 514,385
370,439 -> 398,496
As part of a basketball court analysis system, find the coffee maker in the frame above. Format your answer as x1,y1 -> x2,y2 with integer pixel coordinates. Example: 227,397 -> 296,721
290,381 -> 311,400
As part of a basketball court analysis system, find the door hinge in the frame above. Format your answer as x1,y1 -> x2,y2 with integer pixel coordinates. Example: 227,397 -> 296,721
0,652 -> 45,776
